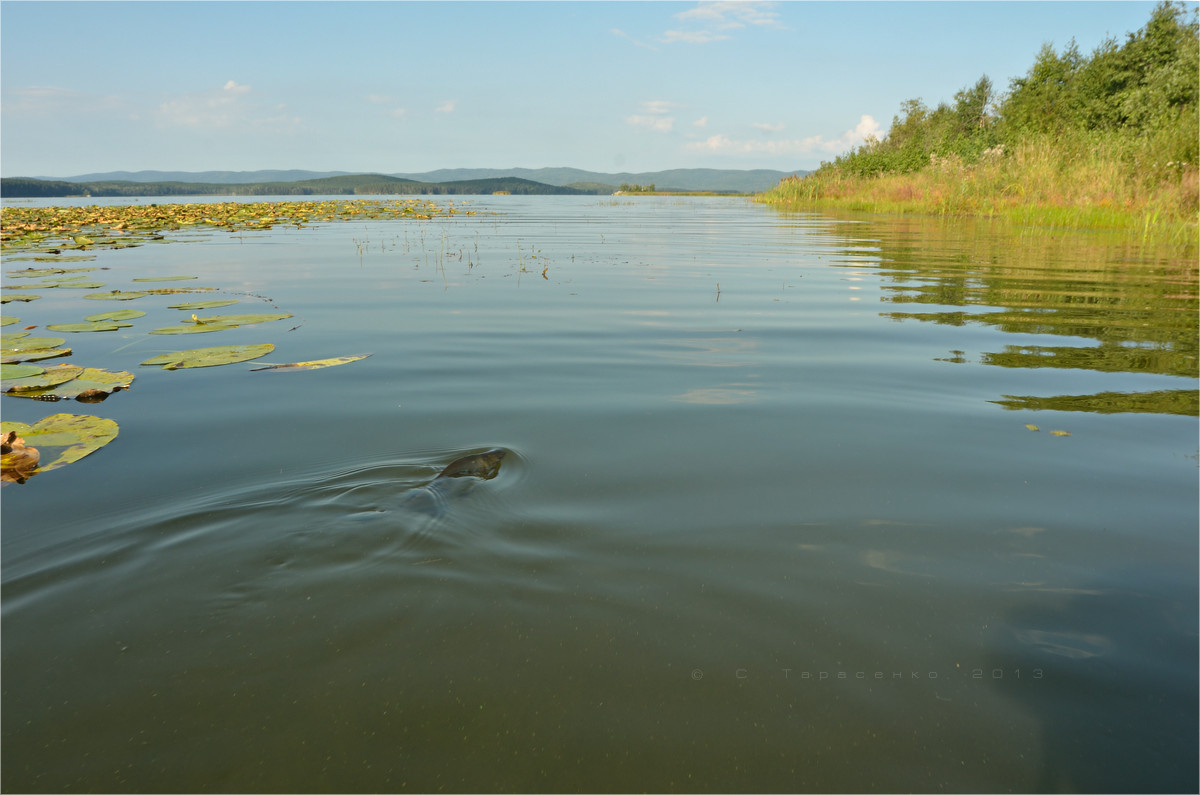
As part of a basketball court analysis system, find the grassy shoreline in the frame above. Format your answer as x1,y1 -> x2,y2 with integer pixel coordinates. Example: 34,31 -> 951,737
759,132 -> 1198,247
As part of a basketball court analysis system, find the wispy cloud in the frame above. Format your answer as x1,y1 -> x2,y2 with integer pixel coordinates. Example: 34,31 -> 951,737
626,115 -> 675,132
435,99 -> 457,114
693,116 -> 709,128
662,1 -> 784,44
675,1 -> 784,30
685,114 -> 882,156
626,100 -> 679,132
752,121 -> 785,133
610,27 -> 659,51
3,85 -> 127,117
660,29 -> 730,44
154,80 -> 298,132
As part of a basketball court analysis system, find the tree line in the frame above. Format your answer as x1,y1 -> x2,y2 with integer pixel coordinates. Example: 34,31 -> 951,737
821,1 -> 1197,179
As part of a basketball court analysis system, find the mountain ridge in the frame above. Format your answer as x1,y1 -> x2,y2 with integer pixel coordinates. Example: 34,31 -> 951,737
43,167 -> 807,194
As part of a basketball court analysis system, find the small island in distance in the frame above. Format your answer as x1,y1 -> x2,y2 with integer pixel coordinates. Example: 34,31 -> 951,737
0,167 -> 807,198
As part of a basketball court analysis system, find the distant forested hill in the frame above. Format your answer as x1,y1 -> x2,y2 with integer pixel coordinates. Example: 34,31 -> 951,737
33,167 -> 808,195
1,174 -> 592,198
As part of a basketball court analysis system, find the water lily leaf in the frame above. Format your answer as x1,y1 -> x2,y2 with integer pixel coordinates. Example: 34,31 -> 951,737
0,413 -> 119,473
140,287 -> 218,295
0,317 -> 18,326
3,363 -> 83,392
1,331 -> 30,342
46,321 -> 129,333
251,353 -> 373,371
0,346 -> 72,364
131,275 -> 197,282
147,322 -> 235,335
141,343 -> 275,369
200,313 -> 292,326
149,313 -> 291,335
4,335 -> 66,352
6,267 -> 97,278
1024,424 -> 1040,431
0,294 -> 41,304
1,363 -> 44,380
1049,430 -> 1071,437
84,290 -> 150,301
167,299 -> 238,310
8,367 -> 134,401
84,309 -> 146,322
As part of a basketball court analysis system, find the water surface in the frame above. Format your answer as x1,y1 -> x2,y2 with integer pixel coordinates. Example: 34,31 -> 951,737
2,196 -> 1196,792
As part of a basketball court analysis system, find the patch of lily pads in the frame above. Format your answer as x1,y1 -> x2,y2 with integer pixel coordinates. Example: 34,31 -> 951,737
2,363 -> 134,401
1,198 -> 434,483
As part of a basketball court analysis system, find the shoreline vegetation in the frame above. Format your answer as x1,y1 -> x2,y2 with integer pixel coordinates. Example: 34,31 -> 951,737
760,2 -> 1198,246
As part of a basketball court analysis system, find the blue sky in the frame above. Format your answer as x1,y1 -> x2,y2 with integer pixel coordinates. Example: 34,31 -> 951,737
0,1 -> 1170,177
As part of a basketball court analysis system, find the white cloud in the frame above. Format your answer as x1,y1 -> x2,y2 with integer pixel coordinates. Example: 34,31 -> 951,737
626,115 -> 675,132
693,116 -> 709,128
752,121 -> 785,133
660,29 -> 730,44
390,108 -> 407,118
154,80 -> 300,132
639,99 -> 678,115
435,99 -> 457,113
685,114 -> 882,156
366,94 -> 392,105
662,1 -> 784,44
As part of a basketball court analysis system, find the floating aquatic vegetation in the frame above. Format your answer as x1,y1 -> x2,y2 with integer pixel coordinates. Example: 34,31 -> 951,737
1,198 -> 452,256
5,367 -> 134,401
83,290 -> 150,301
7,266 -> 98,278
0,294 -> 41,304
1,363 -> 46,380
0,413 -> 119,481
0,317 -> 18,327
46,321 -> 132,333
148,312 -> 292,335
131,275 -> 198,282
84,309 -> 146,322
141,343 -> 275,370
3,363 -> 84,392
251,353 -> 372,371
167,299 -> 238,310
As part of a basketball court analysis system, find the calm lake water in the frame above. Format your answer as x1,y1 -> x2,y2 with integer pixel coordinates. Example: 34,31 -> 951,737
2,195 -> 1197,793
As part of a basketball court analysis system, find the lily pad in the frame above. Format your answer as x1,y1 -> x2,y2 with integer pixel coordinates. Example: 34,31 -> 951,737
0,413 -> 119,474
0,346 -> 73,365
132,275 -> 197,282
84,290 -> 150,301
149,313 -> 292,335
0,317 -> 18,327
6,266 -> 97,278
167,299 -> 238,311
8,367 -> 135,401
46,321 -> 129,333
141,343 -> 275,370
251,353 -> 373,371
0,294 -> 41,304
1,363 -> 45,380
4,335 -> 66,352
84,309 -> 146,322
3,363 -> 84,392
